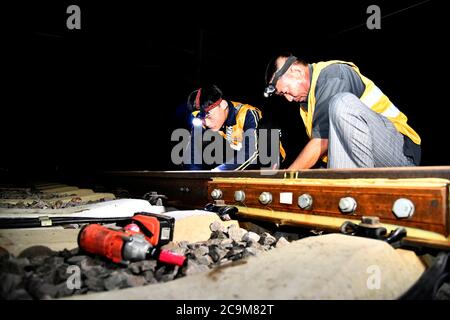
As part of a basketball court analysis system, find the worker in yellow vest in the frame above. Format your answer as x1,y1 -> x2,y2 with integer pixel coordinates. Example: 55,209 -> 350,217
185,84 -> 264,171
263,53 -> 421,169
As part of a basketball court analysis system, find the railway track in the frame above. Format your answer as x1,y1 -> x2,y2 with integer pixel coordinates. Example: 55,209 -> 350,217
84,166 -> 450,250
1,167 -> 450,299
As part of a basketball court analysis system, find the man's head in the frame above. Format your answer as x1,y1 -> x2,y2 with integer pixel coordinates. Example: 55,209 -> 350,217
264,53 -> 311,103
188,85 -> 229,131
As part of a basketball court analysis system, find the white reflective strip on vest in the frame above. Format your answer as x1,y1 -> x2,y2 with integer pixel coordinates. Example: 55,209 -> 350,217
381,102 -> 401,118
360,86 -> 383,108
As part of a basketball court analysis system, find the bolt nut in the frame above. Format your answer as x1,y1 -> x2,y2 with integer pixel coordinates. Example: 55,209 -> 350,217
259,192 -> 272,205
361,216 -> 380,225
214,200 -> 225,206
211,189 -> 223,200
339,197 -> 357,213
234,190 -> 246,202
392,198 -> 415,219
298,194 -> 313,209
360,216 -> 382,228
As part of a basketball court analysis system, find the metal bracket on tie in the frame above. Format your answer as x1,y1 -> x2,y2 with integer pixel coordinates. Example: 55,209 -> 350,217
340,216 -> 407,248
143,191 -> 168,205
204,203 -> 238,221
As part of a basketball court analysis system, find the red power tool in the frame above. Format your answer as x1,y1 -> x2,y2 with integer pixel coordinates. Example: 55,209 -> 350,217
78,213 -> 185,266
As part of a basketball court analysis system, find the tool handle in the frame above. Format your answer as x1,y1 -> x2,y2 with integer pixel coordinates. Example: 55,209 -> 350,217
158,249 -> 186,266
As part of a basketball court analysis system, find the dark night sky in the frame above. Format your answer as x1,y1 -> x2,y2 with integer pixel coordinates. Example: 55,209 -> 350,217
2,0 -> 448,175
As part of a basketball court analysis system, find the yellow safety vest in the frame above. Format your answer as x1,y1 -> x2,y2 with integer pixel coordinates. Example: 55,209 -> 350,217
192,101 -> 286,162
300,60 -> 421,162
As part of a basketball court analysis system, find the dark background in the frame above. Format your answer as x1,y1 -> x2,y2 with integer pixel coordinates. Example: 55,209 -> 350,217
2,0 -> 448,176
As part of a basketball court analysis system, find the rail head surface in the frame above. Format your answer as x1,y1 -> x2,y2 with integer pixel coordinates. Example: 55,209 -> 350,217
102,166 -> 450,180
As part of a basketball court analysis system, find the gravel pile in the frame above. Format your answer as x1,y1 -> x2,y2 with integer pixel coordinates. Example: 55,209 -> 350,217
0,223 -> 291,299
3,220 -> 447,300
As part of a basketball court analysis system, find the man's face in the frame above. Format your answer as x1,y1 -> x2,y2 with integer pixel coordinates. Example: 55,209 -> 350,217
204,100 -> 228,131
274,58 -> 310,103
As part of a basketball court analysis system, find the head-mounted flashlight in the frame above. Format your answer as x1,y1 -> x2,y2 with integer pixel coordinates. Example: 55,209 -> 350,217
192,117 -> 204,127
263,84 -> 276,98
264,55 -> 297,98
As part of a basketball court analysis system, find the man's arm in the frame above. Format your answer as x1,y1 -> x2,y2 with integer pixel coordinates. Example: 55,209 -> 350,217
288,138 -> 328,170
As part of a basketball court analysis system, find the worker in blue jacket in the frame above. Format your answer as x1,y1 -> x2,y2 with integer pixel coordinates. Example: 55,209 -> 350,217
185,85 -> 263,171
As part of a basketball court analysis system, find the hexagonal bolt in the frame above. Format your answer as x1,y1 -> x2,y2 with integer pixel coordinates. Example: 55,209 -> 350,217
392,198 -> 415,219
259,192 -> 272,205
339,197 -> 357,214
210,189 -> 223,200
234,190 -> 246,202
298,194 -> 313,209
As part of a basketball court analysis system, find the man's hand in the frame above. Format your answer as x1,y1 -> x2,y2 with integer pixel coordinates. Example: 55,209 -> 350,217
288,138 -> 328,170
